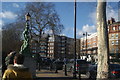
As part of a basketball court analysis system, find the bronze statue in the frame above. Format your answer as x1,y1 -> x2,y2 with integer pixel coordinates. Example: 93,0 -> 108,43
20,20 -> 31,57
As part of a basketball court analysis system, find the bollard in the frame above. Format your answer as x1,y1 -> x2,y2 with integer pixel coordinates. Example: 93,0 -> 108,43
64,64 -> 67,76
78,66 -> 81,80
55,63 -> 58,73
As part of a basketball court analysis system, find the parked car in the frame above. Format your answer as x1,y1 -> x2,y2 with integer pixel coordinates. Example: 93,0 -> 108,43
51,60 -> 64,70
86,64 -> 120,79
41,58 -> 52,66
63,59 -> 92,74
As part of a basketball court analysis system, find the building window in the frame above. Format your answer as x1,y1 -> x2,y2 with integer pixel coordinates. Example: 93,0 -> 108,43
116,40 -> 118,45
50,50 -> 53,53
82,45 -> 84,48
111,48 -> 114,53
119,26 -> 120,30
111,34 -> 114,38
50,43 -> 54,45
93,37 -> 97,41
32,50 -> 36,53
61,44 -> 65,47
61,48 -> 65,50
40,47 -> 46,49
93,43 -> 97,46
49,37 -> 54,42
32,47 -> 36,49
50,47 -> 54,49
112,27 -> 115,30
32,43 -> 37,46
88,40 -> 91,43
112,41 -> 114,45
61,51 -> 65,53
116,48 -> 119,53
116,34 -> 118,38
49,37 -> 53,40
51,50 -> 53,53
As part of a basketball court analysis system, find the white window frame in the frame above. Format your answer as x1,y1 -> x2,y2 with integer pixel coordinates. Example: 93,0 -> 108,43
112,27 -> 115,30
111,34 -> 114,38
112,41 -> 114,45
116,34 -> 118,38
116,40 -> 118,45
116,47 -> 119,53
50,43 -> 54,45
111,48 -> 114,53
119,26 -> 120,30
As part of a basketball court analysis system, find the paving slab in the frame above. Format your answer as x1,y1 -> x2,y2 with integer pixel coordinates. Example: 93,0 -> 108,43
35,69 -> 88,80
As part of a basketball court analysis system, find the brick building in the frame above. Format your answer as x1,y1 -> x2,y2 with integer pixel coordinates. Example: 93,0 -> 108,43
30,34 -> 49,57
47,35 -> 79,60
80,18 -> 120,62
80,33 -> 98,61
108,18 -> 120,59
31,34 -> 80,60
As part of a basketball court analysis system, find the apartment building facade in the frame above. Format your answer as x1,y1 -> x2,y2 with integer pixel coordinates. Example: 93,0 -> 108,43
47,35 -> 63,59
108,18 -> 120,59
31,34 -> 79,60
30,34 -> 49,57
47,35 -> 78,60
80,33 -> 98,61
80,18 -> 120,62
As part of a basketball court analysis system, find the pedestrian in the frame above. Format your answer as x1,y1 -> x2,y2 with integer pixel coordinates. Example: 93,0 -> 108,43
2,53 -> 33,80
5,51 -> 16,67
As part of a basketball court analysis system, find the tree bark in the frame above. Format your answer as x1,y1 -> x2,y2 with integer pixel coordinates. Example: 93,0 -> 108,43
97,0 -> 109,80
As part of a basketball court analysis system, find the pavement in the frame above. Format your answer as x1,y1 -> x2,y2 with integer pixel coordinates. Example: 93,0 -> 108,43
36,69 -> 73,77
35,69 -> 89,80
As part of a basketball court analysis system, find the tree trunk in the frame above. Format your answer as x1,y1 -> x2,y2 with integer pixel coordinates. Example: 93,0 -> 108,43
96,0 -> 109,80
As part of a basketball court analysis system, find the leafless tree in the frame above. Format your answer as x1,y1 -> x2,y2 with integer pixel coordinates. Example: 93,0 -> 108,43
18,2 -> 64,39
2,22 -> 24,54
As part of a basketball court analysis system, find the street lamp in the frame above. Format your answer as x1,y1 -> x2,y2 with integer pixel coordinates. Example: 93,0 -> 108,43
83,32 -> 90,59
73,0 -> 77,78
25,13 -> 31,21
20,12 -> 31,57
81,39 -> 84,58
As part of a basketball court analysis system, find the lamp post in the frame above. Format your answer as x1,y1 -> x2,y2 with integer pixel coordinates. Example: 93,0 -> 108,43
20,13 -> 31,57
81,39 -> 84,59
73,0 -> 77,78
25,13 -> 31,21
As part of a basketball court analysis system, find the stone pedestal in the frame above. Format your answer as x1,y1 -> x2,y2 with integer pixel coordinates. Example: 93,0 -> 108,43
23,56 -> 36,78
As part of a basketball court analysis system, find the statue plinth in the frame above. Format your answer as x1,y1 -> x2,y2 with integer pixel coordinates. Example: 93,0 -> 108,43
23,56 -> 36,78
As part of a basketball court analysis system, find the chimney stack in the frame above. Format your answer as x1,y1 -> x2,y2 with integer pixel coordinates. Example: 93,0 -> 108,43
108,17 -> 115,24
